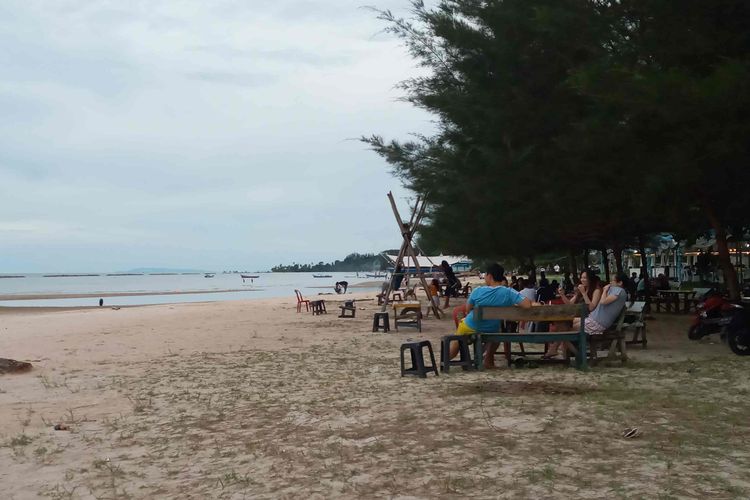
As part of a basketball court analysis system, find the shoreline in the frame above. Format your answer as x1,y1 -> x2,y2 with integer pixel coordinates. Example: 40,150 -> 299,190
0,291 -> 377,315
0,288 -> 263,301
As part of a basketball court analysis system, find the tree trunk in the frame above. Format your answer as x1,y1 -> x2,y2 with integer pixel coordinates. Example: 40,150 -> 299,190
582,248 -> 589,269
568,249 -> 579,283
601,246 -> 610,282
638,235 -> 651,308
527,257 -> 536,284
613,243 -> 624,274
705,205 -> 740,300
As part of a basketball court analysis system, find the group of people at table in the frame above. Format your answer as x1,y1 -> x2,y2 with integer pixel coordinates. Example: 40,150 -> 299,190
449,264 -> 629,368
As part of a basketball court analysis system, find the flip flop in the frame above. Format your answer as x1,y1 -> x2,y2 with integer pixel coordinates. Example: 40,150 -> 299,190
622,427 -> 641,439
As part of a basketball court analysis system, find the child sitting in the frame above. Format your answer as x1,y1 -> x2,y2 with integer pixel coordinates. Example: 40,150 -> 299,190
429,278 -> 442,309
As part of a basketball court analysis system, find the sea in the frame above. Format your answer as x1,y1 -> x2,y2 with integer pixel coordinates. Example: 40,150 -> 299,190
0,272 -> 386,308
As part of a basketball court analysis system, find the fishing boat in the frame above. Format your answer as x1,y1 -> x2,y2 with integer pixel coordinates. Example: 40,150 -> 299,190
204,273 -> 215,278
366,272 -> 387,278
241,274 -> 259,279
313,274 -> 332,278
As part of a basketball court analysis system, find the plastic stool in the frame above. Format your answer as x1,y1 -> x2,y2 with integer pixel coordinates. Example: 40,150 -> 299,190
400,341 -> 438,378
372,312 -> 390,332
440,335 -> 474,372
339,306 -> 356,318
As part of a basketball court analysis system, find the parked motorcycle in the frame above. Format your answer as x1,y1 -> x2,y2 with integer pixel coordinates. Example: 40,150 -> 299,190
687,289 -> 750,355
726,303 -> 750,356
687,290 -> 733,340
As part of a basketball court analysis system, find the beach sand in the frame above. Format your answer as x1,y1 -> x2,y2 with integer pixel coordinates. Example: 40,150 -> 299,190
1,294 -> 749,498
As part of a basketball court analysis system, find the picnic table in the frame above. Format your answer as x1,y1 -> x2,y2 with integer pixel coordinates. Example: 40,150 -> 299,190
656,290 -> 696,314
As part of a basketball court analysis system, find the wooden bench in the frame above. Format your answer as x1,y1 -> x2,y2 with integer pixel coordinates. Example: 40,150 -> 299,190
622,301 -> 647,348
474,304 -> 589,370
584,308 -> 628,365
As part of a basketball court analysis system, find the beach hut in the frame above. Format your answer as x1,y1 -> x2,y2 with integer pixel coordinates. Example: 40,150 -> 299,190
382,254 -> 472,275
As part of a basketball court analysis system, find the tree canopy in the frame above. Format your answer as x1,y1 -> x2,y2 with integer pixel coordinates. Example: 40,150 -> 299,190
365,0 -> 750,297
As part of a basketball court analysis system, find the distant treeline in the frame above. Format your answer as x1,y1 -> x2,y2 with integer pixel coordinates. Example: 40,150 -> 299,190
271,252 -> 391,273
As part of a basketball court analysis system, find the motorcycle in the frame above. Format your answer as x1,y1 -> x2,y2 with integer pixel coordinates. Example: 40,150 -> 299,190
688,291 -> 734,340
687,290 -> 734,340
687,289 -> 750,355
726,303 -> 750,356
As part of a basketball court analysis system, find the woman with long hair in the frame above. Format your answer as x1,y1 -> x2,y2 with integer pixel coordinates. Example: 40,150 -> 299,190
543,269 -> 603,359
560,269 -> 603,311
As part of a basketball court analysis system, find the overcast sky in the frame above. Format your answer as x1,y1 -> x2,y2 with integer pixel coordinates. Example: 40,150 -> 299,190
0,0 -> 437,272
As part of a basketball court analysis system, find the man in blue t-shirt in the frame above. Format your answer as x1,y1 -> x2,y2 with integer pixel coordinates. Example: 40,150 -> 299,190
452,263 -> 532,367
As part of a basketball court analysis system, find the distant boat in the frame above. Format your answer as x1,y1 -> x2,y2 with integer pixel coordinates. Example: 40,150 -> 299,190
43,274 -> 100,277
366,272 -> 387,278
241,274 -> 259,279
313,274 -> 332,278
204,273 -> 215,278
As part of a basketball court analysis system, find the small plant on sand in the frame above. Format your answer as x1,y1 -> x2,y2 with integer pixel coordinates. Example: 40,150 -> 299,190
215,469 -> 252,489
92,458 -> 129,499
9,433 -> 33,447
41,483 -> 79,500
38,374 -> 62,389
127,395 -> 153,414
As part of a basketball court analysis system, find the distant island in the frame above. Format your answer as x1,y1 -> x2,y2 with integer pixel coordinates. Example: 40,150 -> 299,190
271,252 -> 392,273
125,267 -> 206,274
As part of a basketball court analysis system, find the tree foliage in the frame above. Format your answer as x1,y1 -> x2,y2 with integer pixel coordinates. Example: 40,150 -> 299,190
271,252 -> 387,272
365,0 -> 750,297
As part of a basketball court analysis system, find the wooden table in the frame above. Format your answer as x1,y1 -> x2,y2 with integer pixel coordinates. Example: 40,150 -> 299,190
656,290 -> 696,314
393,302 -> 423,332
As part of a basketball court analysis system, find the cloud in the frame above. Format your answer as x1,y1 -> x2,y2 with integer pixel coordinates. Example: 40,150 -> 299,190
0,0 -> 437,272
186,71 -> 277,87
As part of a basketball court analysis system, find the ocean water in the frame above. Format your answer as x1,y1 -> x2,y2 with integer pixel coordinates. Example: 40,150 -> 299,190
0,272 -> 385,308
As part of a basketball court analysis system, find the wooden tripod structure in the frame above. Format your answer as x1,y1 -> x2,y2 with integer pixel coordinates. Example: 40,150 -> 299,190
380,192 -> 442,319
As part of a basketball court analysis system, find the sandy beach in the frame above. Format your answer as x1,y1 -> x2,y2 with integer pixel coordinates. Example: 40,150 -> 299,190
2,294 -> 750,499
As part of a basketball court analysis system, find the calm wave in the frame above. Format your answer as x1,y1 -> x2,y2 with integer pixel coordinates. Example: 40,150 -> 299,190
0,272 -> 383,307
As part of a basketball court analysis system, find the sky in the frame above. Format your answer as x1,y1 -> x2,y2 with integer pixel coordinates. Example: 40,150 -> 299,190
0,0 -> 438,272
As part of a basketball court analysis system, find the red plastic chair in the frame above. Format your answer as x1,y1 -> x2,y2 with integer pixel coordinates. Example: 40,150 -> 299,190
295,289 -> 310,313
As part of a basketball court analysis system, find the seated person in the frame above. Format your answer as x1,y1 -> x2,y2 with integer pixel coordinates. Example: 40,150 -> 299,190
334,281 -> 348,294
539,271 -> 549,288
544,269 -> 602,358
403,283 -> 419,300
392,264 -> 405,291
656,273 -> 671,291
635,273 -> 646,298
536,280 -> 556,303
451,263 -> 532,368
562,273 -> 575,294
520,279 -> 537,303
572,272 -> 629,335
440,260 -> 462,308
428,278 -> 442,310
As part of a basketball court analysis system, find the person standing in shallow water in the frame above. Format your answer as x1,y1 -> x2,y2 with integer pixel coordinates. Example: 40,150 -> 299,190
99,298 -> 103,307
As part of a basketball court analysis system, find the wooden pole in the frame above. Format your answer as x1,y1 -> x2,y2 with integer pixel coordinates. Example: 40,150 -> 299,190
385,193 -> 441,318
